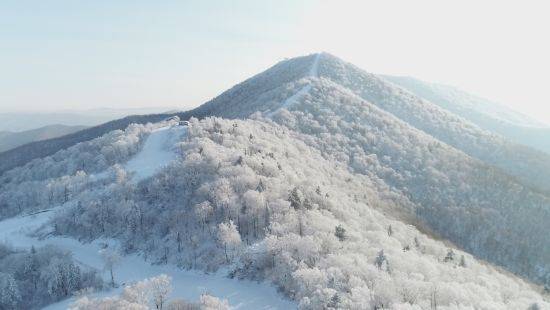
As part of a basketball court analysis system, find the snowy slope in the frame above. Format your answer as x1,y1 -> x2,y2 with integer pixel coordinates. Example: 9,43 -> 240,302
124,125 -> 187,181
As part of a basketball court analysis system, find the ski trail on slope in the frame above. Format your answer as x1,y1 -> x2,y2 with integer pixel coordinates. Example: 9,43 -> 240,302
276,84 -> 313,112
124,125 -> 187,181
308,52 -> 321,77
267,53 -> 321,117
0,210 -> 295,310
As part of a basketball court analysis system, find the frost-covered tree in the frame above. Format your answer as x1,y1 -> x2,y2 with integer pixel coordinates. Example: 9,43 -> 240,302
45,257 -> 82,298
0,272 -> 21,309
289,187 -> 303,210
217,221 -> 241,263
199,294 -> 230,310
100,248 -> 121,287
72,275 -> 228,310
0,243 -> 101,309
150,274 -> 172,310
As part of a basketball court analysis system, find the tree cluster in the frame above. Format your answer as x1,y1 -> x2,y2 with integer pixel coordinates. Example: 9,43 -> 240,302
0,243 -> 102,309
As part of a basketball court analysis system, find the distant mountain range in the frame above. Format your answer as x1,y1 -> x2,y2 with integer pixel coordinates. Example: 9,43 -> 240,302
382,75 -> 550,154
1,53 -> 549,308
0,124 -> 88,152
0,107 -> 178,132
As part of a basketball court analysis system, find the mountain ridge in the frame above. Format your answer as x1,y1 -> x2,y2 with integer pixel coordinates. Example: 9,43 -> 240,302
382,75 -> 550,155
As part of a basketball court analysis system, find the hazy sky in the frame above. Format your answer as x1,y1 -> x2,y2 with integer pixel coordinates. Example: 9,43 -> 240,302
1,0 -> 549,124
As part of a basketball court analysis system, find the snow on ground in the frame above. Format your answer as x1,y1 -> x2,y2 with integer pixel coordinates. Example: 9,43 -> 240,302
0,205 -> 295,310
124,125 -> 187,182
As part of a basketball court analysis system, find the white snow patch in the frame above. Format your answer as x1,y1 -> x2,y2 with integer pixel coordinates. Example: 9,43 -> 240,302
124,125 -> 186,182
0,209 -> 295,310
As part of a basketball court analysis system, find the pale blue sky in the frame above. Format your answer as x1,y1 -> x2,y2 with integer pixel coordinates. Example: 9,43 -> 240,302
1,0 -> 549,124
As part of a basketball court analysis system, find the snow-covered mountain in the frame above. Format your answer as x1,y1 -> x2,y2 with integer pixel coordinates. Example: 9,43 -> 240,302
1,53 -> 550,309
194,53 -> 550,195
382,75 -> 550,154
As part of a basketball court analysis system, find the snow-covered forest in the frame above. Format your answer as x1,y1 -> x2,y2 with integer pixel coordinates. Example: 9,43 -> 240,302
1,53 -> 550,309
188,53 -> 550,285
0,116 -> 548,309
0,243 -> 102,309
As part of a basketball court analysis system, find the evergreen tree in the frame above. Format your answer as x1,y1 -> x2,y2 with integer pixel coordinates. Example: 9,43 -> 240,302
0,272 -> 21,309
375,250 -> 387,270
256,179 -> 266,193
289,187 -> 302,210
335,225 -> 346,242
528,303 -> 540,310
444,249 -> 455,262
328,293 -> 340,309
315,186 -> 322,195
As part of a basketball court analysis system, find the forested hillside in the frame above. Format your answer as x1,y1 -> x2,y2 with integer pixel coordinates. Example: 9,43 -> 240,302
314,54 -> 550,194
1,118 -> 548,309
159,53 -> 550,284
265,78 -> 550,285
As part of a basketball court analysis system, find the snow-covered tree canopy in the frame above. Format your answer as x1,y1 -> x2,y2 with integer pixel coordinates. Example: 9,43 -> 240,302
1,117 -> 546,309
0,243 -> 102,309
